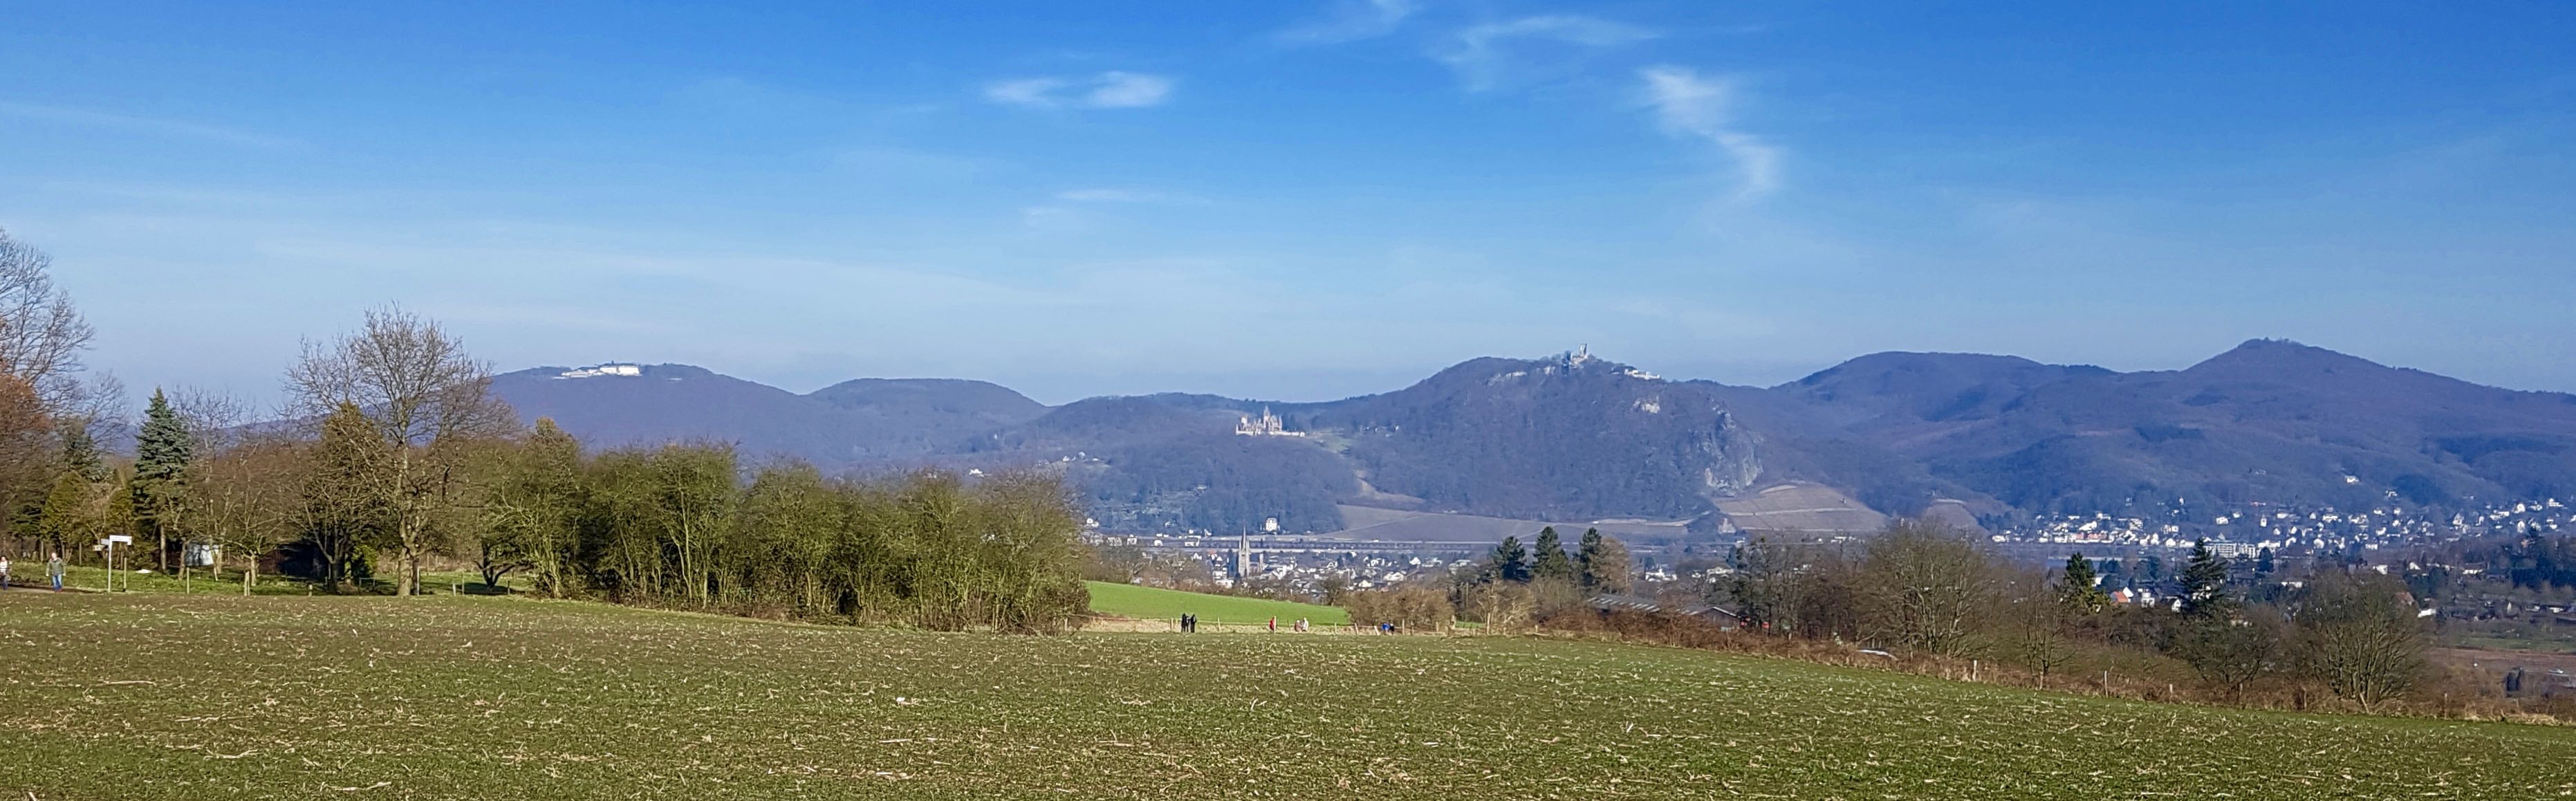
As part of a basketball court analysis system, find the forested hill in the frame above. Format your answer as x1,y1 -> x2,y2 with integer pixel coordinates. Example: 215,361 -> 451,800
489,342 -> 2576,534
490,365 -> 1047,466
1737,340 -> 2576,519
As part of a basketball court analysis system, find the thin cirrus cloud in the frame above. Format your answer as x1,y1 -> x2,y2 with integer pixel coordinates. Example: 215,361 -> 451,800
1276,0 -> 1419,44
1436,15 -> 1658,91
981,71 -> 1174,109
1641,66 -> 1781,201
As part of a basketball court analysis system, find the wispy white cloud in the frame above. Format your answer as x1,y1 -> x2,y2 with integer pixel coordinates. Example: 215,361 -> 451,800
1437,15 -> 1658,91
1086,72 -> 1174,108
983,77 -> 1068,107
0,101 -> 297,149
1277,0 -> 1419,44
1640,66 -> 1781,201
982,71 -> 1174,109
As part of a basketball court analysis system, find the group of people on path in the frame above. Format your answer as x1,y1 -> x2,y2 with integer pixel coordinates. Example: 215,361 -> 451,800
0,553 -> 69,591
1177,614 -> 1313,633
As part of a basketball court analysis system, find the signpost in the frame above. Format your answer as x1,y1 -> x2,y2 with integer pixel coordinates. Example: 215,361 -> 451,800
102,535 -> 133,592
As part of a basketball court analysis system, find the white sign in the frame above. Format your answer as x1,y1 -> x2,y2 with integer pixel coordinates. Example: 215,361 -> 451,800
108,535 -> 134,544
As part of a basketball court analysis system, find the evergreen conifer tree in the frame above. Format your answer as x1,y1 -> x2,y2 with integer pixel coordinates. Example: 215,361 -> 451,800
2178,540 -> 2234,619
133,389 -> 191,483
58,421 -> 110,482
1577,528 -> 1631,593
2255,547 -> 2275,575
1530,526 -> 1574,582
35,471 -> 93,555
1490,535 -> 1530,583
130,389 -> 193,571
2058,553 -> 2111,614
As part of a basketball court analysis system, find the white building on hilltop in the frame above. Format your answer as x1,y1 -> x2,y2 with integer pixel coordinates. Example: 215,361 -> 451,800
558,363 -> 642,379
1235,407 -> 1305,437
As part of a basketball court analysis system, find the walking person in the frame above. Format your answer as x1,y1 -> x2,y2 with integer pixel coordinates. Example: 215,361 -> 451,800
1,555 -> 11,589
1268,616 -> 1276,633
48,551 -> 66,591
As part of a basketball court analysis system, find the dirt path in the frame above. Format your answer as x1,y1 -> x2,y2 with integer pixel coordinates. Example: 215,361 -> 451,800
2440,646 -> 2576,674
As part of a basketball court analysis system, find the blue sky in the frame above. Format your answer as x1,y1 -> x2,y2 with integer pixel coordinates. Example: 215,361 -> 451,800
3,1 -> 2572,405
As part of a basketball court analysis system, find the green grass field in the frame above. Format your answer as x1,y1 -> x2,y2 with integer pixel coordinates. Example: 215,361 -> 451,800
1084,580 -> 1350,626
3,593 -> 2573,800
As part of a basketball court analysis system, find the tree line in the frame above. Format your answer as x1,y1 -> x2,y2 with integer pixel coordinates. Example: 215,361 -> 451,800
466,421 -> 1092,632
0,229 -> 1088,632
1723,521 -> 2433,712
1340,526 -> 1636,632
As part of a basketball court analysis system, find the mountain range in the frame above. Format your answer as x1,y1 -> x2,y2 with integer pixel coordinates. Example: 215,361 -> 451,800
491,340 -> 2576,537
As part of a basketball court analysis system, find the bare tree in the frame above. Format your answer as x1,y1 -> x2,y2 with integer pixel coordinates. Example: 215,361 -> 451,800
2294,571 -> 2427,711
1727,535 -> 1808,633
0,229 -> 89,547
0,375 -> 53,551
0,228 -> 95,416
2001,570 -> 2080,681
1346,584 -> 1456,632
169,387 -> 254,453
1461,580 -> 1537,632
474,421 -> 585,595
1859,519 -> 1998,658
2180,605 -> 2290,701
299,403 -> 393,591
163,388 -> 269,591
194,433 -> 304,594
286,307 -> 517,595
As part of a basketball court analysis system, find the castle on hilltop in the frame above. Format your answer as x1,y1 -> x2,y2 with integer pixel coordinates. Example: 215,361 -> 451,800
1557,345 -> 1661,380
557,363 -> 642,379
1235,407 -> 1305,437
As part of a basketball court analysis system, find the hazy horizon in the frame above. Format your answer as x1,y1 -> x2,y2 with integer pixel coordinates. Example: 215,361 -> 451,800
497,336 -> 2476,409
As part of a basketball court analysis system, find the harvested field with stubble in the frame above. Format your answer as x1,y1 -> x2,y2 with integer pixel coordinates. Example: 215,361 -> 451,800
3,593 -> 2573,800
